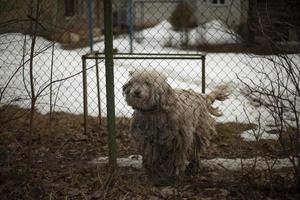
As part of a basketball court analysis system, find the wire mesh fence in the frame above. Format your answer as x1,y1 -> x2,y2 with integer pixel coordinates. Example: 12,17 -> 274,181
0,0 -> 299,138
1,0 -> 300,198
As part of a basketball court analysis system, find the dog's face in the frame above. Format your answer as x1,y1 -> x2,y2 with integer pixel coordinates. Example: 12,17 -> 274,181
123,76 -> 152,110
123,70 -> 171,111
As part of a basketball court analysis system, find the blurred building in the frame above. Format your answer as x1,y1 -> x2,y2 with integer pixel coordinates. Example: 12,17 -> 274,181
0,0 -> 103,43
112,0 -> 247,30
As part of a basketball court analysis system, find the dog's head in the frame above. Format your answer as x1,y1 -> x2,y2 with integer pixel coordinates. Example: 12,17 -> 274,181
123,70 -> 173,112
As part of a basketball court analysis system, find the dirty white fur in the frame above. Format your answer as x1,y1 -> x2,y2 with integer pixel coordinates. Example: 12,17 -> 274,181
123,69 -> 230,178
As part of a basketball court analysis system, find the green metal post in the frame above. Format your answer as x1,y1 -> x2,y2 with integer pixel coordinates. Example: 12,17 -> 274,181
95,56 -> 102,125
201,56 -> 206,94
82,56 -> 88,135
128,0 -> 133,53
88,0 -> 94,53
104,0 -> 117,169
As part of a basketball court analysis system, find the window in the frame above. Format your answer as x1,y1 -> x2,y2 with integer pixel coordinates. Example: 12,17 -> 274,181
64,0 -> 84,17
207,0 -> 226,6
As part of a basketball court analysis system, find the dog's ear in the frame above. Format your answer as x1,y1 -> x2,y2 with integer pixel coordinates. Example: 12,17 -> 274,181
122,82 -> 131,95
158,82 -> 174,110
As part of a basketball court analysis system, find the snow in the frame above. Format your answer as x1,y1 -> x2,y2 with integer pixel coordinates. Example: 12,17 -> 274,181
241,129 -> 279,141
0,20 -> 298,142
91,155 -> 294,171
147,20 -> 238,48
190,20 -> 238,45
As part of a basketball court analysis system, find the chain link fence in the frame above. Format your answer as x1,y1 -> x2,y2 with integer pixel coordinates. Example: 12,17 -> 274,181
1,0 -> 300,197
1,0 -> 300,132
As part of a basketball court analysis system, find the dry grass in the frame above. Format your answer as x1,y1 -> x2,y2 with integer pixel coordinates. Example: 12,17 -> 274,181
0,105 -> 299,199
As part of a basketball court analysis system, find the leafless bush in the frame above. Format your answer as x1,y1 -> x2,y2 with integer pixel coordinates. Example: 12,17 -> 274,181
0,0 -> 59,180
240,53 -> 300,190
169,1 -> 197,48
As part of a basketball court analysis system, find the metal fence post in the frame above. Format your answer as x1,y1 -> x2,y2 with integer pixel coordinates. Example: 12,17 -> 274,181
104,0 -> 117,169
87,0 -> 94,53
95,52 -> 102,125
201,55 -> 206,94
82,56 -> 88,135
128,0 -> 133,53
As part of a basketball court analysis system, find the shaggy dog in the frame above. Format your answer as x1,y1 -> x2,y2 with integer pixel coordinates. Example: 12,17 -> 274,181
123,69 -> 230,180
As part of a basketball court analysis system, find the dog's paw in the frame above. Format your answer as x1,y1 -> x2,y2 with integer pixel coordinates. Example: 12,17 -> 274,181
185,160 -> 200,176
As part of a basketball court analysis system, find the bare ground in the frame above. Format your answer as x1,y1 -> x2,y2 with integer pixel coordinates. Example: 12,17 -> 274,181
0,105 -> 299,199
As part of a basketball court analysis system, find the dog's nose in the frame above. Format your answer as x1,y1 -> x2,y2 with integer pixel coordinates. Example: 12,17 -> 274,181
134,90 -> 141,96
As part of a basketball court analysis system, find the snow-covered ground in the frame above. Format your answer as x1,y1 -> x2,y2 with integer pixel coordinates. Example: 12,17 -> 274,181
157,20 -> 239,47
91,155 -> 294,171
0,20 -> 298,141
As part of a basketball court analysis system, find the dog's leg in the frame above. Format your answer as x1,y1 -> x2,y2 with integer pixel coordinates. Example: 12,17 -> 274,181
185,147 -> 201,175
143,141 -> 176,183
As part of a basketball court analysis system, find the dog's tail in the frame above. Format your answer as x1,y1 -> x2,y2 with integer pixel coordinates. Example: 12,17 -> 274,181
206,84 -> 231,117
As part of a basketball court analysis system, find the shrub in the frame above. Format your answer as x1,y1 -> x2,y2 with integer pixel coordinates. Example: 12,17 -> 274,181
169,1 -> 197,32
169,1 -> 197,48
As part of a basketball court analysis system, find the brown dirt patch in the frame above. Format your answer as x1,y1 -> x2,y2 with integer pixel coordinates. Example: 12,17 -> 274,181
0,105 -> 298,199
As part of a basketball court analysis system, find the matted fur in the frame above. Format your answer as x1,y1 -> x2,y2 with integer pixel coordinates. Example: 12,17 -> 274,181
123,69 -> 230,179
